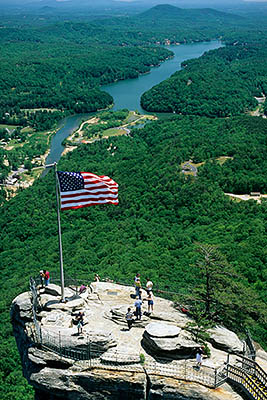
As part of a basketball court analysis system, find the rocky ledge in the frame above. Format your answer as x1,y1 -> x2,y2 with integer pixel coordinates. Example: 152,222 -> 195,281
11,282 -> 266,400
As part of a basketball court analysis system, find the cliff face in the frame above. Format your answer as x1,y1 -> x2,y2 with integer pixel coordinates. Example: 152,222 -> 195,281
11,282 -> 261,400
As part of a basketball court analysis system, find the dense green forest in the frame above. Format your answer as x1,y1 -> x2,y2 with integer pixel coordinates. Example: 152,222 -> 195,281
1,114 -> 266,399
0,3 -> 267,399
0,11 -> 172,185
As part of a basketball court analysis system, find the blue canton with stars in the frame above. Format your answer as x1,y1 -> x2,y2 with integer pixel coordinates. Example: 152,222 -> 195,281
57,171 -> 84,192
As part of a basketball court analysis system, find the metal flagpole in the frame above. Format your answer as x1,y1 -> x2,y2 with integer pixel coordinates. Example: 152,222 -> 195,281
54,162 -> 65,302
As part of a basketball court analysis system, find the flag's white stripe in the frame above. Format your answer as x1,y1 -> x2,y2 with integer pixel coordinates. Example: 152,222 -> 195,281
83,187 -> 118,193
61,199 -> 118,209
82,175 -> 117,184
60,189 -> 118,197
84,182 -> 118,189
61,193 -> 118,202
83,177 -> 118,184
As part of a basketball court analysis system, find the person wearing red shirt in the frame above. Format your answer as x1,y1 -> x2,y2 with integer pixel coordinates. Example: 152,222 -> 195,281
43,270 -> 50,286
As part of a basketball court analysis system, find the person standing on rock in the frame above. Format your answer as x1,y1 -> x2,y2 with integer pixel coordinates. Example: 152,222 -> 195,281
79,284 -> 87,294
196,347 -> 204,369
125,308 -> 134,330
39,270 -> 45,288
43,270 -> 50,286
146,278 -> 153,294
134,273 -> 141,299
134,296 -> 143,320
147,291 -> 154,313
76,311 -> 85,335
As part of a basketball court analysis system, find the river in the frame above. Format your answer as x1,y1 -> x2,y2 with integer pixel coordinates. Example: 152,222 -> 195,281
45,40 -> 222,167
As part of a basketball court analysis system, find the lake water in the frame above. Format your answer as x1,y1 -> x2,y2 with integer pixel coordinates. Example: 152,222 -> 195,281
102,41 -> 222,113
45,40 -> 222,168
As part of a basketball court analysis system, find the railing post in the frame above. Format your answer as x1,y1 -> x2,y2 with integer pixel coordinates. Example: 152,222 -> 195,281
59,331 -> 62,358
226,353 -> 230,378
89,339 -> 91,368
242,341 -> 246,356
40,325 -> 43,346
214,368 -> 217,388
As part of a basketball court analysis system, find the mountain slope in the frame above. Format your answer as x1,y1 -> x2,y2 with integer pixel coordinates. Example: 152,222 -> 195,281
137,4 -> 244,23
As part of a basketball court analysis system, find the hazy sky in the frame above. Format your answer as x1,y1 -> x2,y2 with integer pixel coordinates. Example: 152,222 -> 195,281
1,0 -> 267,7
1,0 -> 267,3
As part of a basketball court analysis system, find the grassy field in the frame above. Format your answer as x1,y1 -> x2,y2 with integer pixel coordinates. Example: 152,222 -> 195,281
102,127 -> 127,137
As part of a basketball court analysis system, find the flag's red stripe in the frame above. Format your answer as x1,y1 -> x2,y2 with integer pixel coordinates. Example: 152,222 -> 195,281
82,174 -> 117,183
81,172 -> 115,180
61,201 -> 119,210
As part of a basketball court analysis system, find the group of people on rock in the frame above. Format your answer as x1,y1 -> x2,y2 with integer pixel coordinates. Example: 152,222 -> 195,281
125,274 -> 155,330
38,269 -> 205,367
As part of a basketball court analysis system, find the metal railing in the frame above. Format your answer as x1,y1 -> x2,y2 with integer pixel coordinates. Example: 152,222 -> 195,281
29,277 -> 42,343
245,329 -> 257,360
227,364 -> 267,400
36,327 -> 226,388
237,355 -> 267,390
227,354 -> 267,400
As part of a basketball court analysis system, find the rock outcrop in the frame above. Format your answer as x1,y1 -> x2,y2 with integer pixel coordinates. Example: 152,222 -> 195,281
11,281 -> 265,400
143,322 -> 199,357
208,326 -> 244,354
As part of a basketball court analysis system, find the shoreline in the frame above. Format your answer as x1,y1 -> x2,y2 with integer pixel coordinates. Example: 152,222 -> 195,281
61,111 -> 157,155
2,111 -> 157,201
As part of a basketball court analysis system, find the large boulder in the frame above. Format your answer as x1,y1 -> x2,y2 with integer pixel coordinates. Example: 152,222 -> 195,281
30,367 -> 147,400
28,347 -> 73,368
146,322 -> 181,338
143,322 -> 198,358
11,292 -> 32,321
44,284 -> 75,299
208,326 -> 243,354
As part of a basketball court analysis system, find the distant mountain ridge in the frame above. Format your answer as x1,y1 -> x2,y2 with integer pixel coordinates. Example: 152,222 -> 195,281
138,4 -> 244,21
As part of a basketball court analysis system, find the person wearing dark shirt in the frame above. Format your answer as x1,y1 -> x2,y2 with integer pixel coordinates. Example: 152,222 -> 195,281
125,308 -> 134,330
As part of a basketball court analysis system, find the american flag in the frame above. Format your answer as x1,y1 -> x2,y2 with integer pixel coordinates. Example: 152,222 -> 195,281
57,171 -> 119,210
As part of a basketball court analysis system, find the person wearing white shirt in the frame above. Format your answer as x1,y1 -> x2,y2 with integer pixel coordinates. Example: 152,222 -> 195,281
146,278 -> 153,294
